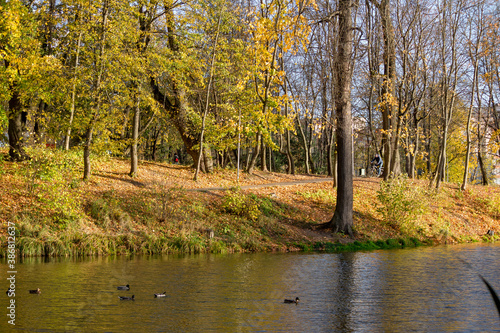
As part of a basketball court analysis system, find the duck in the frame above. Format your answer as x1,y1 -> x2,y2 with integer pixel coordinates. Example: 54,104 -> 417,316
117,284 -> 130,290
284,297 -> 299,304
119,295 -> 135,300
6,288 -> 14,296
154,292 -> 167,298
29,288 -> 41,294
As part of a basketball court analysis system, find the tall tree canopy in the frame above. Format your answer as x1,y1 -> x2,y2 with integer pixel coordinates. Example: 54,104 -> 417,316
2,0 -> 500,233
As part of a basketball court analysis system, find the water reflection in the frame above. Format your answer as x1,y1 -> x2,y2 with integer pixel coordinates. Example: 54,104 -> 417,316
1,244 -> 499,332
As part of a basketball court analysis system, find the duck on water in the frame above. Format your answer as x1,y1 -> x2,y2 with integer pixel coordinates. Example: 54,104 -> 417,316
284,297 -> 299,304
119,295 -> 135,300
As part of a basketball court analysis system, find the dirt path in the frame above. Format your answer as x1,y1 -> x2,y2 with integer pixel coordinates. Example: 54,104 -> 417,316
189,177 -> 334,192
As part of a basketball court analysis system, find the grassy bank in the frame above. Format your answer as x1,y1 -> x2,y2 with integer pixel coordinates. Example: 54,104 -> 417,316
0,148 -> 499,257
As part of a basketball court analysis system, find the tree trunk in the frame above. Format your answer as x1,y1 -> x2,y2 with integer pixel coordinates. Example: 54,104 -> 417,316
83,0 -> 108,180
83,126 -> 94,180
431,0 -> 462,189
424,114 -> 431,175
328,0 -> 354,236
461,62 -> 478,190
328,104 -> 336,177
282,71 -> 295,175
247,132 -> 261,174
332,145 -> 338,188
327,138 -> 333,177
7,89 -> 29,161
195,13 -> 221,180
151,127 -> 159,161
408,124 -> 420,179
149,3 -> 214,173
245,146 -> 251,170
130,90 -> 140,177
65,30 -> 82,150
461,4 -> 485,190
286,129 -> 295,174
478,150 -> 489,186
34,101 -> 46,144
269,146 -> 274,172
371,0 -> 398,180
476,95 -> 489,186
261,140 -> 268,171
296,115 -> 310,174
308,126 -> 316,174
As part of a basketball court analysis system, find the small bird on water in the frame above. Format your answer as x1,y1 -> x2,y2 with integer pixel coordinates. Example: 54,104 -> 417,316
29,288 -> 41,294
154,292 -> 167,298
117,284 -> 130,290
119,295 -> 135,300
284,297 -> 299,304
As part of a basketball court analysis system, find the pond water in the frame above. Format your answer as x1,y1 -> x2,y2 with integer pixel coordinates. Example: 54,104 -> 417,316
1,243 -> 499,332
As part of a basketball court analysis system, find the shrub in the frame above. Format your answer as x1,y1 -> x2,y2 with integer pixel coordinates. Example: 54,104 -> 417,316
376,175 -> 428,234
253,195 -> 283,217
221,188 -> 261,221
22,147 -> 82,223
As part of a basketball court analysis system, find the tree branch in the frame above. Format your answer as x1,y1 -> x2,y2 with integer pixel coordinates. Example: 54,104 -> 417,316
314,11 -> 341,25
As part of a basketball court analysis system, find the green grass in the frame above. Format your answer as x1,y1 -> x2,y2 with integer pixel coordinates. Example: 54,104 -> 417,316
294,238 -> 424,253
296,189 -> 336,207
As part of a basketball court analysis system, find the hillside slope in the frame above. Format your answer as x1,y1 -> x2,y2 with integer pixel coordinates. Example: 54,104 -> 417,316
0,149 -> 499,256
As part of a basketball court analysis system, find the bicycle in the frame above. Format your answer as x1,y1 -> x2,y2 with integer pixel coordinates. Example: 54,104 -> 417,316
369,164 -> 383,177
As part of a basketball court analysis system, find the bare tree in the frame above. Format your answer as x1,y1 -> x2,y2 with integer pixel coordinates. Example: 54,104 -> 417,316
461,0 -> 486,190
430,0 -> 465,189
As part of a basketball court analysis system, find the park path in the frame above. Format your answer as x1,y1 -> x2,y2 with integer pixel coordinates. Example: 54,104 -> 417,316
188,177 -> 334,192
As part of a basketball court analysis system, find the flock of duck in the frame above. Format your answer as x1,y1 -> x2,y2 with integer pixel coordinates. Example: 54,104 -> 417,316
7,285 -> 299,304
116,284 -> 166,300
116,285 -> 299,304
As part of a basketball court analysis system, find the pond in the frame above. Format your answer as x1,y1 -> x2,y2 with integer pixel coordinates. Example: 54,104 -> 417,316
1,243 -> 499,332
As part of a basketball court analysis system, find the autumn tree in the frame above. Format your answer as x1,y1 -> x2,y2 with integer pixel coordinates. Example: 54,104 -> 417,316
245,0 -> 315,174
1,0 -> 42,161
148,0 -> 217,173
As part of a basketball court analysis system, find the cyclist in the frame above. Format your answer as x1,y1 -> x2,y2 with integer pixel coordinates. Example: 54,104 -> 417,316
371,153 -> 383,177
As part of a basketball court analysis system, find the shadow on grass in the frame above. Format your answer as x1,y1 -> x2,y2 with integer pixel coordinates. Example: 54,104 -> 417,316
141,160 -> 192,170
94,173 -> 148,188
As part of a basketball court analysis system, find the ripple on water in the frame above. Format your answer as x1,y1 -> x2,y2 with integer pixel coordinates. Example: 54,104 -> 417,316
1,243 -> 499,332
